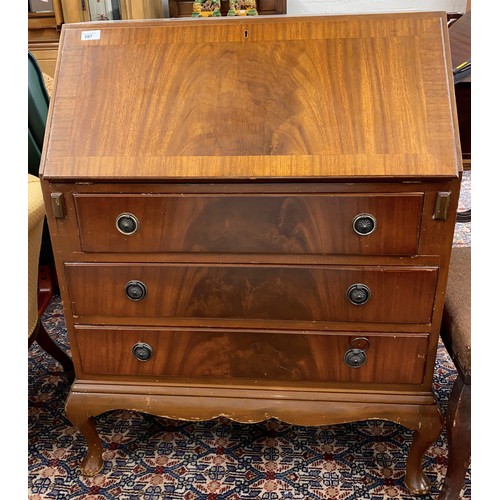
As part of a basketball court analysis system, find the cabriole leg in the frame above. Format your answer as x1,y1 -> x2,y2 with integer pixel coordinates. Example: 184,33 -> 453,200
65,392 -> 104,476
404,405 -> 443,494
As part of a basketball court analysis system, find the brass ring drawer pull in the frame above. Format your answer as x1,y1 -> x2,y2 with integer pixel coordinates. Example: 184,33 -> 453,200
116,212 -> 139,235
132,342 -> 153,362
346,283 -> 371,305
344,336 -> 370,368
352,213 -> 376,236
125,280 -> 147,301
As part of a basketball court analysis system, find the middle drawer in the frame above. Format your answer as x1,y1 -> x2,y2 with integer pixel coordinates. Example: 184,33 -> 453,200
65,263 -> 438,325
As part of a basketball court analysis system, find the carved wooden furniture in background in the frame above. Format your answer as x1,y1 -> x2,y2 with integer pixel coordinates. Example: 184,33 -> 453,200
28,0 -> 64,77
58,0 -> 163,22
40,13 -> 461,494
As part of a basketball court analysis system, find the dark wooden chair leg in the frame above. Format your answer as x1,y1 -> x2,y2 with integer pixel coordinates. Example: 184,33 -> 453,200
438,375 -> 471,500
30,320 -> 75,383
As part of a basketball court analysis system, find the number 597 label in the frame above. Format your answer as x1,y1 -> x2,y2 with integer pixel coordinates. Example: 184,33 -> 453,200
81,30 -> 101,41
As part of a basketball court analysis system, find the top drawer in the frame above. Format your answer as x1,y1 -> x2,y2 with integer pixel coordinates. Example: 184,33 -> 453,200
74,193 -> 423,255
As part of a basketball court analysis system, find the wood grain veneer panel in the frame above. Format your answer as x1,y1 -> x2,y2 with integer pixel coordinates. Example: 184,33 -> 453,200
65,263 -> 438,324
75,327 -> 428,385
74,192 -> 423,255
41,13 -> 461,180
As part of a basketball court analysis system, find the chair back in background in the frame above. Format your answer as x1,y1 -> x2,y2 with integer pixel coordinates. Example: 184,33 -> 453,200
28,51 -> 50,177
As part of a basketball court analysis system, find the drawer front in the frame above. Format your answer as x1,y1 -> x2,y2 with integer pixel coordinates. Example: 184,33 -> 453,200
75,327 -> 428,385
74,193 -> 423,255
65,263 -> 437,324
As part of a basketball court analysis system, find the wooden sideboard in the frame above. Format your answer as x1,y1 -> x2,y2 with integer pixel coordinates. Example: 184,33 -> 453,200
40,13 -> 461,494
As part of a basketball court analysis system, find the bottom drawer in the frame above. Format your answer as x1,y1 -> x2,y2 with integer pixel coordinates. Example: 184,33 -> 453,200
75,327 -> 429,385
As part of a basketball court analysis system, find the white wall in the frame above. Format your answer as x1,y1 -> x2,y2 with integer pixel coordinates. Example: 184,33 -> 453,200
287,0 -> 467,15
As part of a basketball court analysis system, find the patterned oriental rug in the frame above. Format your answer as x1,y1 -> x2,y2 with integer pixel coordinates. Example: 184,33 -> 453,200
28,173 -> 471,499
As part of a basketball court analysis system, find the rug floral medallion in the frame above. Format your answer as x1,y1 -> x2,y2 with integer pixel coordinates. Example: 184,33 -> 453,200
28,172 -> 471,499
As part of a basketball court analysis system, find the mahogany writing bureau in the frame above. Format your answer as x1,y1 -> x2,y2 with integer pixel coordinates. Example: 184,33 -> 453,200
40,12 -> 462,494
